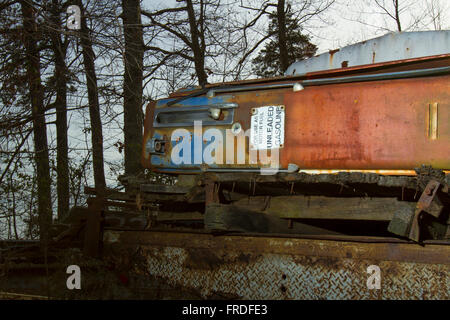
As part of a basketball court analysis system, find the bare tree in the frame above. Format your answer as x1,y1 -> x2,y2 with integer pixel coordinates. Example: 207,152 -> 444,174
348,0 -> 447,33
423,0 -> 449,30
185,0 -> 209,85
75,0 -> 106,193
48,0 -> 70,220
20,0 -> 53,248
373,0 -> 402,31
277,0 -> 289,72
121,0 -> 144,176
142,0 -> 227,86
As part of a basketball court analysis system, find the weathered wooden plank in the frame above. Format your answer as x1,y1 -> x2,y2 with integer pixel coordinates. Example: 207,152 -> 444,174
232,195 -> 415,221
140,184 -> 192,194
207,172 -> 421,189
84,186 -> 186,203
204,203 -> 342,235
103,210 -> 203,228
387,205 -> 415,237
156,211 -> 203,221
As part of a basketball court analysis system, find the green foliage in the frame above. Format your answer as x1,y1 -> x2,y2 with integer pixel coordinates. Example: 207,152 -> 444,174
252,5 -> 317,78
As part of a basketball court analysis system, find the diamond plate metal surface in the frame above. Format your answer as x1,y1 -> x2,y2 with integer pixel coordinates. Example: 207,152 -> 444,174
142,247 -> 448,299
105,231 -> 450,300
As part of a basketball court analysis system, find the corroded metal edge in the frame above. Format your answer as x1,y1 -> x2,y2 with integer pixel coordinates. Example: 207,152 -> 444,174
104,230 -> 450,265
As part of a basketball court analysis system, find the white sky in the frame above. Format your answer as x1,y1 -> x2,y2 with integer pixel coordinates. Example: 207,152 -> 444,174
142,0 -> 450,55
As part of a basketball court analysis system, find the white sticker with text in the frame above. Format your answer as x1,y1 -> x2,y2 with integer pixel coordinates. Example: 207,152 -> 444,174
250,105 -> 285,150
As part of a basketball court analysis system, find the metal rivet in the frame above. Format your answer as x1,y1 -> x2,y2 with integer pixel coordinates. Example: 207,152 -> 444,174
231,122 -> 242,135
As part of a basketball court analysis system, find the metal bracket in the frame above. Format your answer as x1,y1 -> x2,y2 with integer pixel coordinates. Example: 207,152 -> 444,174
153,103 -> 238,128
409,180 -> 442,242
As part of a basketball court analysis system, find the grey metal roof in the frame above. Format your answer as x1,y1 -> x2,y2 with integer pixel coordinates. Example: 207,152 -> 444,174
285,30 -> 450,76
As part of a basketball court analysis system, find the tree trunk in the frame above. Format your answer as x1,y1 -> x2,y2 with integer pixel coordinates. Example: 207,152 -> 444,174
20,0 -> 53,249
76,0 -> 106,193
122,0 -> 144,176
277,0 -> 289,73
394,0 -> 402,32
50,0 -> 70,220
185,0 -> 208,86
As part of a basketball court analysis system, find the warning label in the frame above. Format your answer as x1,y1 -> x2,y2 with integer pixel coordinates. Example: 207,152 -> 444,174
250,105 -> 285,150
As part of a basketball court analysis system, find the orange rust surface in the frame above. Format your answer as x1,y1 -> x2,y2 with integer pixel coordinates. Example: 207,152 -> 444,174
282,74 -> 450,169
297,169 -> 419,175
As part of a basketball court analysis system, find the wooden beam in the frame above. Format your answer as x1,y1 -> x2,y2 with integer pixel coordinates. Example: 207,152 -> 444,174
205,203 -> 342,235
232,195 -> 415,221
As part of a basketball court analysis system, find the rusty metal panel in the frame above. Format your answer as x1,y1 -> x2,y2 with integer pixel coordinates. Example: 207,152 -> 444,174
282,74 -> 450,170
142,72 -> 450,172
104,231 -> 450,300
141,49 -> 450,174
